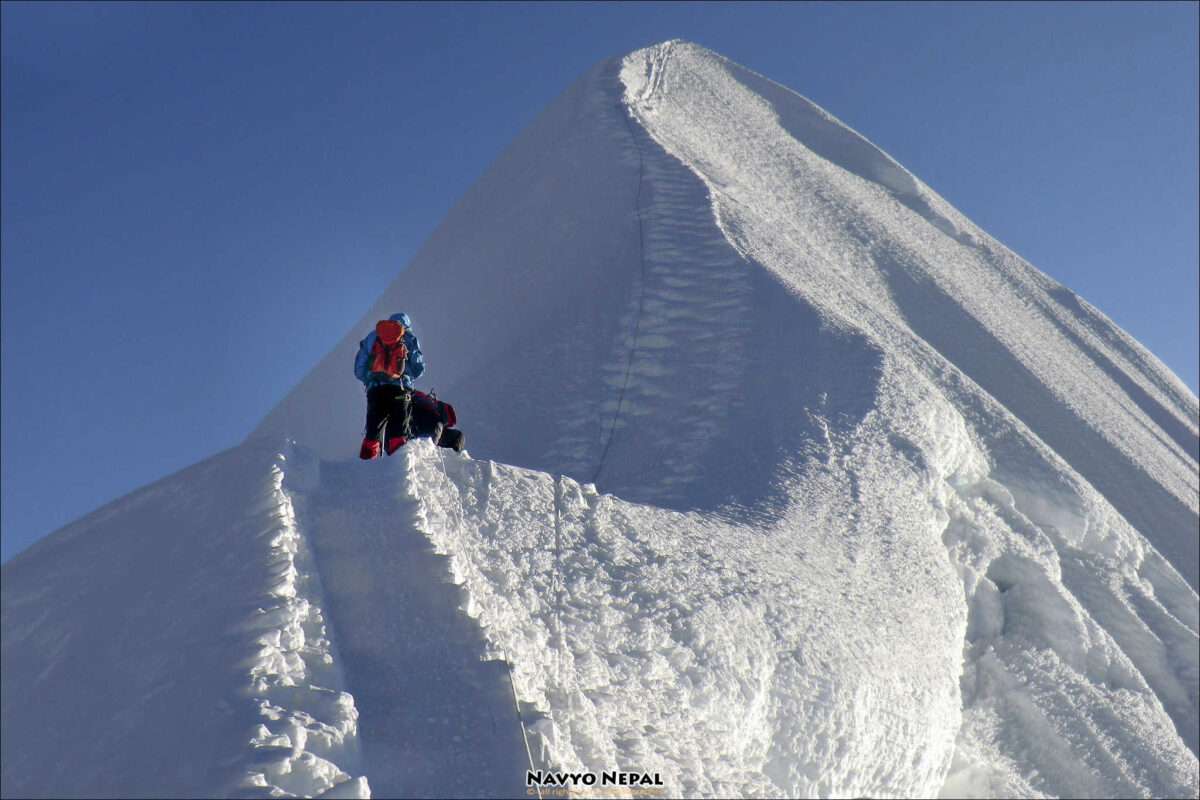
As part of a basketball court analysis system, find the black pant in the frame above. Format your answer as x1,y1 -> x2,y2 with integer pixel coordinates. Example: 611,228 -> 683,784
364,385 -> 412,443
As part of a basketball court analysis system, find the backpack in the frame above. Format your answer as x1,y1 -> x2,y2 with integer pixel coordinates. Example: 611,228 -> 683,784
411,390 -> 457,429
369,320 -> 408,378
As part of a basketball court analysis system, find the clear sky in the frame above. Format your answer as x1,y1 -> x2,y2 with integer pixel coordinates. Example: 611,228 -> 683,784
3,1 -> 1197,562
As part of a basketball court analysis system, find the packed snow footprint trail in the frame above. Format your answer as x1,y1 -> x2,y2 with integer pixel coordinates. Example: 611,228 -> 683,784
297,448 -> 530,799
7,37 -> 1200,800
589,96 -> 754,506
584,68 -> 885,518
244,455 -> 367,798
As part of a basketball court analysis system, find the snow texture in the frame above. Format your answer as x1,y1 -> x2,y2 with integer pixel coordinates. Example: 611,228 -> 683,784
4,40 -> 1198,799
3,442 -> 368,798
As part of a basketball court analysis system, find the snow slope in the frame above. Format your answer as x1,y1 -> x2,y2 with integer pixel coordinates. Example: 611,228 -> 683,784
2,441 -> 368,798
1,441 -> 530,799
5,40 -> 1198,799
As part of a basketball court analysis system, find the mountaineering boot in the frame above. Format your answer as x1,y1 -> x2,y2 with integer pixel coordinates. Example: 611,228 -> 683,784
385,436 -> 407,455
359,438 -> 381,460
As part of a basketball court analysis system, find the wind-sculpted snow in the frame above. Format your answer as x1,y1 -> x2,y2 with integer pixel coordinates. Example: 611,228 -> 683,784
289,447 -> 531,798
1,442 -> 367,799
5,38 -> 1198,800
408,369 -> 1197,799
242,453 -> 367,798
408,436 -> 966,798
618,41 -> 1199,797
619,42 -> 1197,576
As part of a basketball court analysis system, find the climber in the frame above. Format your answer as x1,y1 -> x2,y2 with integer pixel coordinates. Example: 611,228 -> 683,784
353,312 -> 424,459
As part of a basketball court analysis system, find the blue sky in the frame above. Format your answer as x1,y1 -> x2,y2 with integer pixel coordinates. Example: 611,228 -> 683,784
3,1 -> 1197,562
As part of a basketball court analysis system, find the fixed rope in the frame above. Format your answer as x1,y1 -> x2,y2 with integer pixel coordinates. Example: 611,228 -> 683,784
553,474 -> 564,688
420,445 -> 543,798
593,96 -> 650,486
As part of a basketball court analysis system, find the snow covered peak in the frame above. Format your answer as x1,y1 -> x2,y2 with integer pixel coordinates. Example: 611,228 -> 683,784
257,39 -> 1197,532
251,43 -> 1197,792
242,40 -> 1194,795
6,43 -> 1198,799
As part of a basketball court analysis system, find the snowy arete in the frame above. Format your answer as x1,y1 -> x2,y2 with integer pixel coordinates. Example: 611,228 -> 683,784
3,41 -> 1197,799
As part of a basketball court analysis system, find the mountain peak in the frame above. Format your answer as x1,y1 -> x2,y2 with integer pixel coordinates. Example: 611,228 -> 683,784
6,41 -> 1197,799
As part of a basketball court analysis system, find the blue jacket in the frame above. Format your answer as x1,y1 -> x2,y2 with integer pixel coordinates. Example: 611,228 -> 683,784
354,312 -> 425,390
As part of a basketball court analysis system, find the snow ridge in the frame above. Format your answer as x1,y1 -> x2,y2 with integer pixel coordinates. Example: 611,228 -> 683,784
241,451 -> 368,799
934,433 -> 1200,797
6,38 -> 1198,800
284,444 -> 533,798
402,375 -> 1198,798
406,435 -> 967,798
1,441 -> 370,798
590,98 -> 755,505
617,40 -> 1199,797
